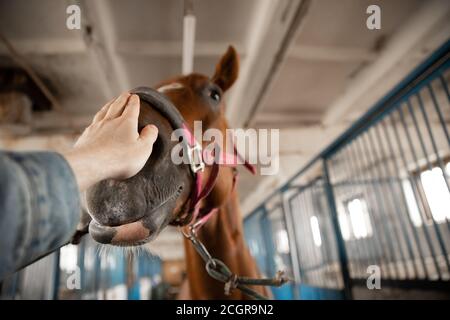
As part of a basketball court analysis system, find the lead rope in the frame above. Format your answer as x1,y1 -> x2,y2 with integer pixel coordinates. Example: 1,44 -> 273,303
180,224 -> 290,300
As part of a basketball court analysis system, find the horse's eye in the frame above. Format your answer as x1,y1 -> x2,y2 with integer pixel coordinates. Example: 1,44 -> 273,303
209,89 -> 221,102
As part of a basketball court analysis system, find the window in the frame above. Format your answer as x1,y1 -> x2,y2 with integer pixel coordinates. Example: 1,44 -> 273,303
59,244 -> 78,273
310,215 -> 322,247
339,198 -> 373,240
402,179 -> 423,227
420,163 -> 450,223
338,212 -> 351,240
347,198 -> 373,239
275,229 -> 290,253
403,161 -> 450,226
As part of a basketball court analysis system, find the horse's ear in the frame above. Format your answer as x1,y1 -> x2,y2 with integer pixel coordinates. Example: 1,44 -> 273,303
212,45 -> 239,92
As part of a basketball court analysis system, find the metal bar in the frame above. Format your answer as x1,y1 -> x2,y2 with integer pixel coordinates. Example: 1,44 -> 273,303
94,248 -> 101,297
384,116 -> 430,279
299,189 -> 321,286
341,144 -> 381,278
281,194 -> 301,299
328,152 -> 360,278
288,195 -> 307,284
314,181 -> 338,288
343,142 -> 388,277
292,193 -> 313,286
365,129 -> 410,279
306,184 -> 323,286
373,123 -> 419,279
310,183 -> 331,287
328,153 -> 361,278
406,98 -> 450,274
415,90 -> 450,231
399,105 -> 443,279
416,92 -> 450,192
260,206 -> 277,278
332,150 -> 367,278
347,139 -> 394,279
312,181 -> 335,288
292,192 -> 313,284
242,41 -> 450,215
52,249 -> 61,300
322,159 -> 352,299
427,83 -> 450,147
438,74 -> 450,104
304,187 -> 324,287
296,191 -> 316,285
357,134 -> 402,278
78,240 -> 85,296
244,43 -> 450,295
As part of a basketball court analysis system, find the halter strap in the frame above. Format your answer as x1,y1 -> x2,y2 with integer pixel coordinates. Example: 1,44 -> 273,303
130,86 -> 255,230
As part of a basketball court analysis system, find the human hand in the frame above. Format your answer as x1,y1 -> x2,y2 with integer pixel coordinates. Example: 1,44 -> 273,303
64,92 -> 158,191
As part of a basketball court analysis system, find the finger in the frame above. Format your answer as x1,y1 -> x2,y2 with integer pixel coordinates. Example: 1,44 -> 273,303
104,92 -> 130,120
139,124 -> 158,145
92,99 -> 114,124
121,94 -> 140,121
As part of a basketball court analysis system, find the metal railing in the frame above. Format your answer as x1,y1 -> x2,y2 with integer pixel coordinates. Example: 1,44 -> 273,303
244,39 -> 450,299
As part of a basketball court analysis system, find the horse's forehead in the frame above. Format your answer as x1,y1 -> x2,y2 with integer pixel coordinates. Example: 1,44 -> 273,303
157,82 -> 184,93
157,74 -> 210,92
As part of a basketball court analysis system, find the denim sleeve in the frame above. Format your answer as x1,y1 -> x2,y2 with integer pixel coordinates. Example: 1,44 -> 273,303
0,151 -> 81,280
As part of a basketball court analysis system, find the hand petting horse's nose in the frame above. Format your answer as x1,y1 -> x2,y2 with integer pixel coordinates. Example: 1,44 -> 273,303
63,92 -> 158,192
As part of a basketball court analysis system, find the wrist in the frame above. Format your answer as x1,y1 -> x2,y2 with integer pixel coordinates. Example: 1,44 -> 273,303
62,147 -> 109,191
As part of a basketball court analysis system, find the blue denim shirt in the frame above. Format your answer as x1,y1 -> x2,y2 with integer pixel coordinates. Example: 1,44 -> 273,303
0,151 -> 81,280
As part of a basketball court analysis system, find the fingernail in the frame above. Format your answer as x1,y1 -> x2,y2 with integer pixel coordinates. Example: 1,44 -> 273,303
131,94 -> 139,105
116,92 -> 129,102
149,124 -> 158,133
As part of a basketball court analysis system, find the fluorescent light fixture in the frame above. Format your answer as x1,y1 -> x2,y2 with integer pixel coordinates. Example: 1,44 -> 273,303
182,14 -> 196,74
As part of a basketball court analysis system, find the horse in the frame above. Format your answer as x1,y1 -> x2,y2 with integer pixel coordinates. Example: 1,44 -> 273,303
81,46 -> 269,299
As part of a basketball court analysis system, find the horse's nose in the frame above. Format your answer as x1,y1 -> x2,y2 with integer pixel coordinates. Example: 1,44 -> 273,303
141,122 -> 174,169
85,179 -> 147,226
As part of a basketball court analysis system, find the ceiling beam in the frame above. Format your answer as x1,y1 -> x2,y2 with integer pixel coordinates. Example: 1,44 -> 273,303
288,44 -> 377,62
116,41 -> 376,63
79,0 -> 130,96
0,38 -> 86,55
0,112 -> 92,137
0,38 -> 377,64
116,40 -> 246,57
253,110 -> 322,127
226,0 -> 312,128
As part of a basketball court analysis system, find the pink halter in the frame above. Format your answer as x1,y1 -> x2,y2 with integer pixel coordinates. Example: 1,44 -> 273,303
180,123 -> 255,231
130,86 -> 255,230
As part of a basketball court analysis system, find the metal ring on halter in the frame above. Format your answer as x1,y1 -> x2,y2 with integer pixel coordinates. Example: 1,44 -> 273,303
132,86 -> 285,300
186,141 -> 205,173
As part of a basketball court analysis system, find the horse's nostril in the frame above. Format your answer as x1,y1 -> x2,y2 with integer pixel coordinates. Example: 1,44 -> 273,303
178,185 -> 184,194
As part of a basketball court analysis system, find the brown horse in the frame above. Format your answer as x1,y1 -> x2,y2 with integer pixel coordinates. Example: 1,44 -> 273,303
83,46 -> 269,299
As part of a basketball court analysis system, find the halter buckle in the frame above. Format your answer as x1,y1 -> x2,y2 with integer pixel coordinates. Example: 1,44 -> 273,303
187,141 -> 205,173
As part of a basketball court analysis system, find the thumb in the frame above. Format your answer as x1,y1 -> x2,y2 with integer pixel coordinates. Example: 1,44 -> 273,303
140,124 -> 158,144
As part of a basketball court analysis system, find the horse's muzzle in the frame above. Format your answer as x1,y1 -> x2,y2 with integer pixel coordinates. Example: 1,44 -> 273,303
89,219 -> 151,245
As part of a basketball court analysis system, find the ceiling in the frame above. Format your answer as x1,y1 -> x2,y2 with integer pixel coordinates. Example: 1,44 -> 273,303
0,0 -> 449,260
